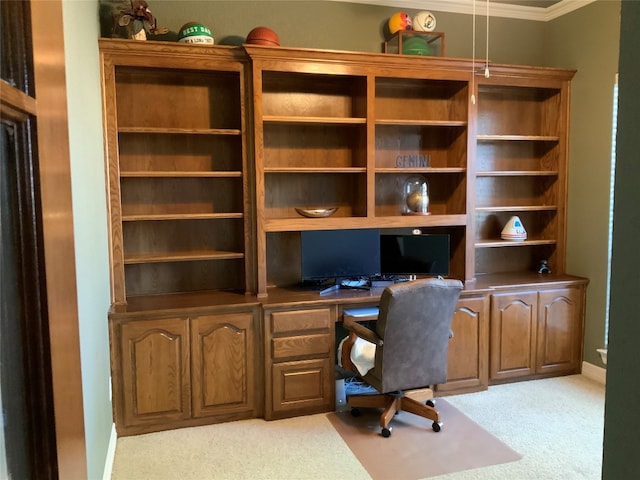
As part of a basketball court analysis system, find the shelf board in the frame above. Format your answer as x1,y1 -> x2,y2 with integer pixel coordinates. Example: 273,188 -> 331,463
476,170 -> 558,177
124,250 -> 245,264
476,205 -> 557,212
376,167 -> 465,174
264,167 -> 366,173
118,127 -> 241,135
122,213 -> 244,221
373,214 -> 467,229
264,214 -> 467,232
262,115 -> 366,125
476,239 -> 556,248
477,134 -> 559,142
121,171 -> 242,178
376,119 -> 467,127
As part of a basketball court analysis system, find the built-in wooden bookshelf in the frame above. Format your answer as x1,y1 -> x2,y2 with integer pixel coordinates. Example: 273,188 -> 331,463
100,40 -> 584,435
474,72 -> 572,276
100,40 -> 253,303
246,46 -> 473,294
102,42 -> 574,300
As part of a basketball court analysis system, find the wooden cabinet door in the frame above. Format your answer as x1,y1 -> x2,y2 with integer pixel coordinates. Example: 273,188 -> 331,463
536,287 -> 584,374
271,358 -> 333,416
119,317 -> 190,428
490,291 -> 538,381
191,311 -> 258,419
438,295 -> 489,394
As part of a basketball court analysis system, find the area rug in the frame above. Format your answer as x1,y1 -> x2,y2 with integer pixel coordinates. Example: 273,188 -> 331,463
326,399 -> 522,480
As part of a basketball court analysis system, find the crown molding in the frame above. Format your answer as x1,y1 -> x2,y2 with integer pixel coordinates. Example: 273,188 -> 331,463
545,0 -> 597,20
328,0 -> 597,21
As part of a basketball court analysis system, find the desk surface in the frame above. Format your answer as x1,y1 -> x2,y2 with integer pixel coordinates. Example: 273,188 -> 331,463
110,272 -> 588,317
262,272 -> 587,307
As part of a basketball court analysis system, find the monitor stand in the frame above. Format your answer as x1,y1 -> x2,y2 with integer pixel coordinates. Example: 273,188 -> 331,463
319,280 -> 371,296
319,284 -> 341,295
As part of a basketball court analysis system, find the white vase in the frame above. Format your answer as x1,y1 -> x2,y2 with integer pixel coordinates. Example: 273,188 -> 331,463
501,215 -> 527,241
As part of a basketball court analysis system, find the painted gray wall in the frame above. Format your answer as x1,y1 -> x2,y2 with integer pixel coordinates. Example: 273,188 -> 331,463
62,1 -> 113,478
602,1 -> 640,476
145,1 -> 547,65
546,1 -> 620,366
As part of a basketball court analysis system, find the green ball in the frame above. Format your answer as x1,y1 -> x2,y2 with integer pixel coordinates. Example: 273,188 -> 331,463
177,22 -> 214,44
402,37 -> 432,56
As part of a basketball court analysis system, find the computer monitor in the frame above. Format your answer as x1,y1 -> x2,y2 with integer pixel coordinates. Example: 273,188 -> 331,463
300,229 -> 381,281
380,233 -> 450,277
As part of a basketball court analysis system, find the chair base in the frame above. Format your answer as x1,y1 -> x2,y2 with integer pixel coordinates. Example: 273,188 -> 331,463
347,387 -> 441,434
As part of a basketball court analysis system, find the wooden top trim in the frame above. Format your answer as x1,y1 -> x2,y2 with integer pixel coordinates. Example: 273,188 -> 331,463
98,37 -> 248,64
243,44 -> 576,80
97,39 -> 574,81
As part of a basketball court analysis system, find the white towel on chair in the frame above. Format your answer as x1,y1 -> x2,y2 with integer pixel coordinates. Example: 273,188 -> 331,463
349,337 -> 376,376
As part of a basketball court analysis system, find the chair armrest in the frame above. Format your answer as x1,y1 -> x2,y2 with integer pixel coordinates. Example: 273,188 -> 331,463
343,316 -> 383,347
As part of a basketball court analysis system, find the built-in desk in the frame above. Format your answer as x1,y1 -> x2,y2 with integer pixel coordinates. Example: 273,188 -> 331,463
262,283 -> 487,419
261,272 -> 588,420
109,273 -> 587,433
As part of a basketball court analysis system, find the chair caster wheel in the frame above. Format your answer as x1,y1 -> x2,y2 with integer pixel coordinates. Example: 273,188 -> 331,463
381,427 -> 392,438
350,408 -> 361,417
426,399 -> 436,407
432,421 -> 443,432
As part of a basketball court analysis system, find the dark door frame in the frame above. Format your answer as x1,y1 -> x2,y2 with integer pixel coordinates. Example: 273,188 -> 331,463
1,1 -> 87,478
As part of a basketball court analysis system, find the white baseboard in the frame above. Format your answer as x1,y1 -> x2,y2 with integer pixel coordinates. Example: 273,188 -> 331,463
102,423 -> 117,480
582,361 -> 607,385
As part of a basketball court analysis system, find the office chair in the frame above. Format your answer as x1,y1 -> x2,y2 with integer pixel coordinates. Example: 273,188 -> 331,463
341,277 -> 463,437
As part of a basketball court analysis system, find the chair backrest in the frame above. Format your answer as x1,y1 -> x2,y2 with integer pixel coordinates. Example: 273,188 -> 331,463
364,277 -> 463,393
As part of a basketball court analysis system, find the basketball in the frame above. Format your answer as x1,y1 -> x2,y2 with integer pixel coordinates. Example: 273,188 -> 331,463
413,11 -> 437,32
388,12 -> 413,34
177,22 -> 214,44
246,26 -> 280,46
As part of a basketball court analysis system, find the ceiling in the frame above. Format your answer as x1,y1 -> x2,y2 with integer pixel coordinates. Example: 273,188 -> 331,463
331,0 -> 595,21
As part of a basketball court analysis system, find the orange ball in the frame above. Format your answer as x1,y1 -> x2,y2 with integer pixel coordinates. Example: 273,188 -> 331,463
246,26 -> 280,46
388,12 -> 413,34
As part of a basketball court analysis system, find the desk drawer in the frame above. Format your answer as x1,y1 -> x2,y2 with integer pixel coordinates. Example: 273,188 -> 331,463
272,333 -> 331,360
271,308 -> 332,334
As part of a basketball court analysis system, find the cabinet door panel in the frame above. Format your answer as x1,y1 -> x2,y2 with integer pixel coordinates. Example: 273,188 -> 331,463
438,295 -> 489,393
271,359 -> 332,414
490,291 -> 537,381
537,288 -> 583,373
120,317 -> 190,427
191,311 -> 256,418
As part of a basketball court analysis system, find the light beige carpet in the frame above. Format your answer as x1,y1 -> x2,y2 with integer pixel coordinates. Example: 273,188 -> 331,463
327,399 -> 521,480
111,375 -> 604,480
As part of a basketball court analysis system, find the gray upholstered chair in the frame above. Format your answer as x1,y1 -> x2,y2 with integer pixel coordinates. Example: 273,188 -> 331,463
341,277 -> 463,437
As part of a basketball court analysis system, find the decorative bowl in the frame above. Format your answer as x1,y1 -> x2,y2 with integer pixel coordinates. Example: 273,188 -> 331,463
295,207 -> 338,218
